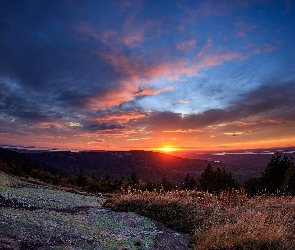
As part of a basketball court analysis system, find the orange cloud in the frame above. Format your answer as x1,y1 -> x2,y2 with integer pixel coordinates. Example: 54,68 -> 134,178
127,137 -> 151,141
89,89 -> 133,109
100,36 -> 245,81
87,138 -> 105,145
198,52 -> 244,68
262,119 -> 285,124
96,111 -> 147,123
163,129 -> 204,133
37,121 -> 64,129
232,121 -> 257,126
122,31 -> 145,47
134,85 -> 174,97
88,84 -> 173,109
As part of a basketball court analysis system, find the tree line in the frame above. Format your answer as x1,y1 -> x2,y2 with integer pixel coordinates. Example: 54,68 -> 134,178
67,153 -> 295,195
0,148 -> 294,195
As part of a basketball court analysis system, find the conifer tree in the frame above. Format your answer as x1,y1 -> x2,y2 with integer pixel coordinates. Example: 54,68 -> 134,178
260,154 -> 291,193
197,164 -> 239,193
281,158 -> 295,194
182,173 -> 197,190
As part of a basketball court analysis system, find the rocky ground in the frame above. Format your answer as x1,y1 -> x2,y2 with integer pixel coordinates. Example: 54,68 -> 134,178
0,172 -> 190,250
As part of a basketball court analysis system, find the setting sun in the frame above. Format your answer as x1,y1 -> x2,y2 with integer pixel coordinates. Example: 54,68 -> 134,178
162,147 -> 172,152
157,146 -> 180,153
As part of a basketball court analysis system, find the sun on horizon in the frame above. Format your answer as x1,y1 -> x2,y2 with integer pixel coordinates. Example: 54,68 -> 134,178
156,146 -> 180,153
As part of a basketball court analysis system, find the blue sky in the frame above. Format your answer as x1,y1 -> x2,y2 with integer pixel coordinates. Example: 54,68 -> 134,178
0,0 -> 294,151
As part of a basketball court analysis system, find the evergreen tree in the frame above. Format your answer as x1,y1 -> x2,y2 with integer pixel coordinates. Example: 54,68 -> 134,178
145,178 -> 156,191
197,164 -> 239,193
260,154 -> 291,193
160,173 -> 174,191
114,177 -> 125,191
243,154 -> 295,195
77,168 -> 87,187
281,158 -> 295,194
128,171 -> 139,189
0,160 -> 8,173
182,173 -> 197,190
243,177 -> 262,196
197,164 -> 215,192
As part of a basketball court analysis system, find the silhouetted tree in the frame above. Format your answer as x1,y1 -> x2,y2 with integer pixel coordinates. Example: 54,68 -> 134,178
145,178 -> 156,191
197,164 -> 239,193
0,160 -> 9,173
197,164 -> 215,192
181,173 -> 197,190
260,154 -> 291,193
243,177 -> 262,196
114,177 -> 125,191
128,171 -> 139,189
243,154 -> 295,195
281,158 -> 295,194
77,168 -> 87,187
160,173 -> 174,191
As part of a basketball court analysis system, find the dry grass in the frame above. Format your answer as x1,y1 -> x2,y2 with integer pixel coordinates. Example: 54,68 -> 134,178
104,190 -> 295,250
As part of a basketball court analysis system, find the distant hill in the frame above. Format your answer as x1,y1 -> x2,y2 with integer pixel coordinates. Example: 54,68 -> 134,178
0,148 -> 58,175
1,147 -> 256,184
27,150 -> 239,184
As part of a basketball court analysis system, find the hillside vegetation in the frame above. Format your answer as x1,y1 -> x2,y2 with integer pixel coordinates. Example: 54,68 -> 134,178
105,190 -> 295,249
104,153 -> 295,249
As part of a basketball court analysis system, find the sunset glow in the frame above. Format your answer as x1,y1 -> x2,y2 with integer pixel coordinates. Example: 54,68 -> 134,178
162,147 -> 173,153
0,1 -> 295,152
157,147 -> 179,153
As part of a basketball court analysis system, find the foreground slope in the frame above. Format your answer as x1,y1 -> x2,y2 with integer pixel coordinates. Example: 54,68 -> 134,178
0,172 -> 190,249
106,190 -> 295,250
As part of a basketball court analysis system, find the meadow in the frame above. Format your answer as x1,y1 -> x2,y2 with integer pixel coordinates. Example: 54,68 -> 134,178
105,190 -> 295,250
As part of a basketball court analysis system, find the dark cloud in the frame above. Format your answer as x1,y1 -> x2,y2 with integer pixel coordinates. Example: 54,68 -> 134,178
82,122 -> 124,132
0,79 -> 64,123
0,0 -> 122,114
0,127 -> 28,136
234,80 -> 295,119
135,80 -> 295,131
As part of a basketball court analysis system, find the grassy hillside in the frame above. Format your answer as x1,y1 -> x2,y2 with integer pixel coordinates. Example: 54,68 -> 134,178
0,171 -> 189,249
105,190 -> 295,250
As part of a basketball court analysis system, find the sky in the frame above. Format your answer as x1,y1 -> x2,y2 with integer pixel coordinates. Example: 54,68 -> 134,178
0,0 -> 295,152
